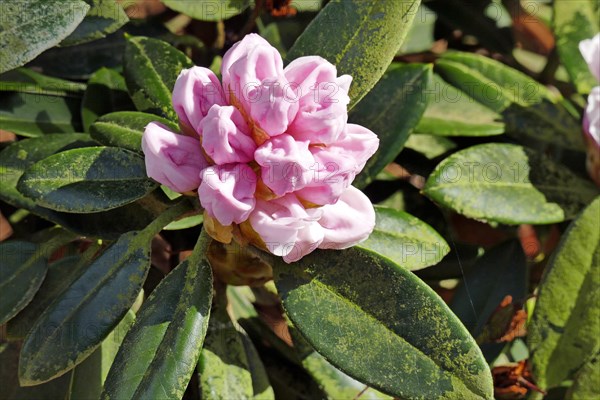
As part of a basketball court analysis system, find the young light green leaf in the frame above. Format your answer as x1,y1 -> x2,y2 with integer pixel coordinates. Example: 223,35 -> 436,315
415,74 -> 505,137
90,111 -> 179,152
553,0 -> 599,94
101,231 -> 213,400
19,202 -> 190,385
423,143 -> 598,224
528,197 -> 600,390
358,206 -> 450,271
272,247 -> 493,400
161,0 -> 250,21
61,0 -> 129,46
287,0 -> 422,108
17,146 -> 157,213
0,0 -> 89,74
81,68 -> 134,132
567,351 -> 600,400
351,63 -> 431,187
123,36 -> 194,121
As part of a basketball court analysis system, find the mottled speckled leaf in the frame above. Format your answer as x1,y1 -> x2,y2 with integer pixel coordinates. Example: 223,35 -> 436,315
90,111 -> 179,152
287,0 -> 422,108
352,63 -> 431,187
198,290 -> 272,400
435,52 -> 584,151
0,135 -> 166,238
17,203 -> 189,385
81,68 -> 134,132
0,90 -> 83,137
290,328 -> 391,400
123,36 -> 194,121
567,351 -> 600,400
61,0 -> 129,46
161,0 -> 250,21
358,206 -> 449,271
101,231 -> 213,400
17,146 -> 157,213
272,247 -> 493,400
424,143 -> 598,224
0,0 -> 89,74
415,74 -> 505,137
69,310 -> 136,400
528,197 -> 600,390
553,0 -> 599,94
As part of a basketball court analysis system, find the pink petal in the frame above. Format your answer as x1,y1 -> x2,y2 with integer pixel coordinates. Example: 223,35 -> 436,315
172,67 -> 226,134
254,134 -> 315,196
285,56 -> 351,144
198,163 -> 257,226
200,105 -> 256,164
249,194 -> 324,262
584,86 -> 600,147
579,34 -> 600,82
318,186 -> 376,250
141,122 -> 207,192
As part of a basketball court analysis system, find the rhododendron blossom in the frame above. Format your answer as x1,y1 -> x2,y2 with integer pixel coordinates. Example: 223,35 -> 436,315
142,34 -> 379,262
579,33 -> 600,186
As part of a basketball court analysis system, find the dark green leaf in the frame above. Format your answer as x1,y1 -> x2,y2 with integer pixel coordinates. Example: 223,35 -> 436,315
423,143 -> 599,224
17,146 -> 157,213
0,91 -> 83,137
0,68 -> 87,95
81,68 -> 135,132
68,310 -> 136,399
123,36 -> 194,121
528,197 -> 600,390
435,52 -> 584,151
18,202 -> 189,385
358,206 -> 450,271
415,74 -> 505,137
101,231 -> 213,400
0,342 -> 72,400
352,63 -> 431,187
90,111 -> 179,152
287,0 -> 422,108
0,0 -> 90,73
272,247 -> 493,399
553,0 -> 599,94
161,0 -> 250,21
61,0 -> 129,47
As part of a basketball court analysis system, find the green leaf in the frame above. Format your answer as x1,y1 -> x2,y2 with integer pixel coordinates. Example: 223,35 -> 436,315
528,197 -> 600,390
0,342 -> 73,400
423,143 -> 599,225
18,203 -> 189,385
351,63 -> 431,187
61,0 -> 129,46
404,133 -> 457,159
450,240 -> 527,337
567,351 -> 600,400
101,231 -> 213,400
271,247 -> 493,399
553,0 -> 599,94
287,0 -> 422,108
435,52 -> 584,151
0,0 -> 90,74
123,36 -> 194,121
358,206 -> 450,271
198,290 -> 257,400
69,310 -> 136,400
415,74 -> 505,137
0,91 -> 83,137
90,111 -> 179,152
0,68 -> 87,95
81,68 -> 134,132
17,146 -> 157,213
0,230 -> 75,325
161,0 -> 250,21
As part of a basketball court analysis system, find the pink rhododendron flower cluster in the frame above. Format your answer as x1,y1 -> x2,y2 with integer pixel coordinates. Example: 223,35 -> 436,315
579,33 -> 600,186
142,34 -> 379,262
